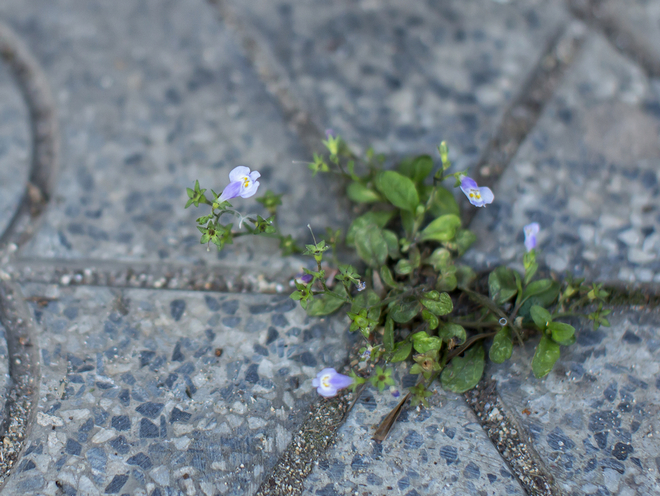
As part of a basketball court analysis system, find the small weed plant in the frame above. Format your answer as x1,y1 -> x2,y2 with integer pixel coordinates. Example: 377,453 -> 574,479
186,134 -> 610,435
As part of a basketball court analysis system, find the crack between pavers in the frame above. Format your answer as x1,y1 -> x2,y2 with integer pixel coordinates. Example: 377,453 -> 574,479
0,20 -> 59,252
0,282 -> 41,488
568,0 -> 660,79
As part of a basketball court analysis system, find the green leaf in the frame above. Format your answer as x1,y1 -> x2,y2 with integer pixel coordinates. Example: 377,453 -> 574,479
421,292 -> 453,316
394,259 -> 414,276
346,211 -> 395,245
375,170 -> 420,212
382,229 -> 400,259
532,335 -> 560,378
388,298 -> 421,323
419,214 -> 461,242
305,290 -> 346,316
548,322 -> 575,345
351,290 -> 381,322
518,281 -> 561,321
523,279 -> 553,301
411,332 -> 443,353
441,345 -> 485,393
354,225 -> 388,267
379,266 -> 401,289
400,210 -> 415,238
429,186 -> 460,217
421,310 -> 439,330
488,266 -> 519,305
437,323 -> 466,344
346,182 -> 382,203
455,265 -> 476,289
398,155 -> 433,184
435,273 -> 457,292
489,327 -> 512,363
390,341 -> 412,363
530,305 -> 552,329
453,229 -> 477,255
383,318 -> 395,352
426,248 -> 452,271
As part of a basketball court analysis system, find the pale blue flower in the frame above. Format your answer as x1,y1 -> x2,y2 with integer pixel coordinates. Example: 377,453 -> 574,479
389,386 -> 401,398
219,166 -> 261,202
524,222 -> 540,252
312,368 -> 354,397
460,176 -> 494,207
357,281 -> 366,292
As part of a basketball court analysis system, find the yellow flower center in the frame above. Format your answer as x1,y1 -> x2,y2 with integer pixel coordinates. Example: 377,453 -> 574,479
243,177 -> 250,188
469,189 -> 481,200
321,374 -> 331,388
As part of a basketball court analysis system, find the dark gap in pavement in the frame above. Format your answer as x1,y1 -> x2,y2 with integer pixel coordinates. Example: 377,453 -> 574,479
0,282 -> 41,488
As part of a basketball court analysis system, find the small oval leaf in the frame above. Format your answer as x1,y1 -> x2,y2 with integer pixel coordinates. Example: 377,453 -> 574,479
441,345 -> 485,393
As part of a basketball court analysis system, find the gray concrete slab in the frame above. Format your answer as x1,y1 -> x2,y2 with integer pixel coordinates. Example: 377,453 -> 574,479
571,0 -> 660,76
0,0 -> 341,268
220,0 -> 567,162
466,33 -> 660,284
0,58 -> 30,238
302,383 -> 525,496
489,308 -> 660,495
3,283 -> 348,495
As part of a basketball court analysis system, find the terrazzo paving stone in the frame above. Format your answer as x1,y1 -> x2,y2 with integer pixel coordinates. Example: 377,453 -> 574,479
570,0 -> 660,75
488,308 -> 660,495
0,56 -> 31,238
0,0 -> 343,268
3,283 -> 350,495
302,384 -> 525,496
220,0 -> 567,162
465,32 -> 660,284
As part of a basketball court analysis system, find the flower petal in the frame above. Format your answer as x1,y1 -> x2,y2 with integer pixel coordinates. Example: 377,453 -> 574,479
240,179 -> 260,198
524,234 -> 537,252
317,386 -> 338,398
460,176 -> 478,191
477,186 -> 494,206
524,222 -> 540,236
229,166 -> 251,182
328,372 -> 354,390
249,171 -> 261,181
219,181 -> 241,202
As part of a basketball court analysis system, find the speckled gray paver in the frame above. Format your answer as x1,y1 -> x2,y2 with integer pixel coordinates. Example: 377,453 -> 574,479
3,283 -> 348,495
303,384 -> 525,496
466,32 -> 660,283
222,0 -> 567,161
0,0 -> 342,268
489,309 -> 660,495
0,56 -> 30,238
574,0 -> 660,73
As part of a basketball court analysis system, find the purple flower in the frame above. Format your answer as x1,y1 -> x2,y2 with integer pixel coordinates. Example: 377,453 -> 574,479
356,281 -> 366,292
325,128 -> 335,139
219,166 -> 261,202
390,386 -> 401,398
524,222 -> 540,252
460,176 -> 494,207
295,273 -> 314,285
312,368 -> 354,398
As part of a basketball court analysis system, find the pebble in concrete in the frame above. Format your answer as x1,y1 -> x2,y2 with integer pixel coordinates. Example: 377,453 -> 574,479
0,57 -> 31,238
489,309 -> 660,495
0,0 -> 340,267
303,382 -> 525,495
466,33 -> 660,283
222,0 -> 567,161
2,284 -> 348,495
